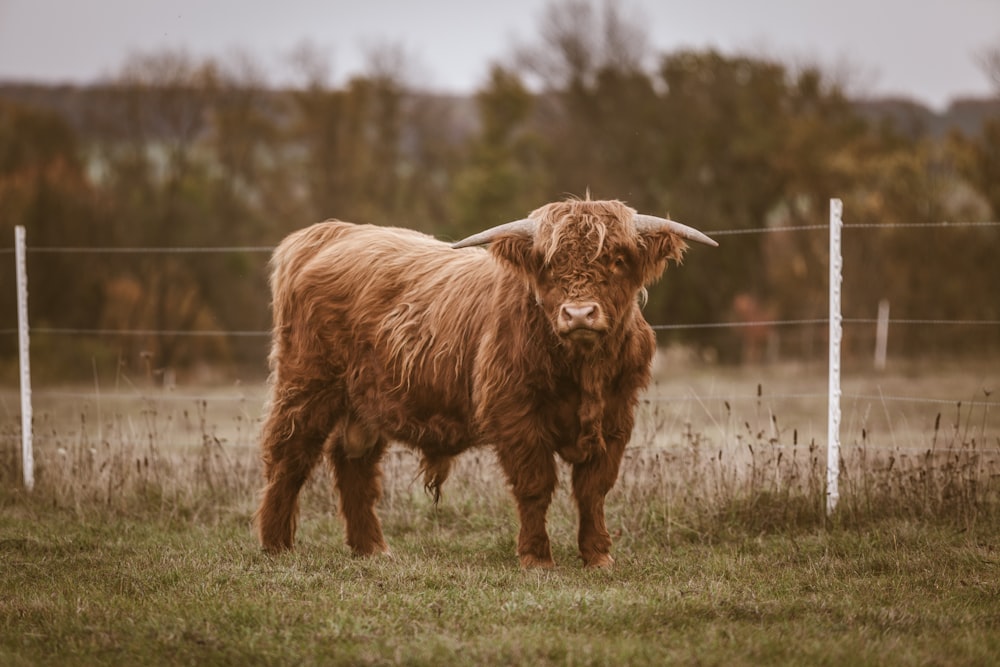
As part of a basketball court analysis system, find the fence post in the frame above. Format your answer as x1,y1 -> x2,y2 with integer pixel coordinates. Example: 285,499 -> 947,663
827,199 -> 842,515
874,298 -> 890,371
15,226 -> 33,491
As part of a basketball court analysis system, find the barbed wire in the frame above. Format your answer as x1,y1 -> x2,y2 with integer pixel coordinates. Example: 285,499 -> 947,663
843,393 -> 998,408
844,318 -> 1000,326
652,319 -> 826,331
3,221 -> 998,424
645,392 -> 999,408
24,245 -> 274,254
27,327 -> 270,337
12,388 -> 994,410
5,219 -> 993,335
653,316 -> 1000,331
1,427 -> 995,455
3,222 -> 997,484
705,225 -> 829,236
844,221 -> 1000,229
18,389 -> 259,402
3,219 -> 998,256
643,392 -> 829,403
3,315 -> 998,338
839,444 -> 1000,454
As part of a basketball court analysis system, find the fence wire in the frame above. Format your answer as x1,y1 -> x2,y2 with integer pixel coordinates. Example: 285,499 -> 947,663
27,327 -> 270,337
3,218 -> 997,255
4,315 -> 999,337
3,216 -> 998,458
23,245 -> 275,254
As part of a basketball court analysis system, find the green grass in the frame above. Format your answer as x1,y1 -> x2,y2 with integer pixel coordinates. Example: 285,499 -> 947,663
2,506 -> 999,666
1,360 -> 999,665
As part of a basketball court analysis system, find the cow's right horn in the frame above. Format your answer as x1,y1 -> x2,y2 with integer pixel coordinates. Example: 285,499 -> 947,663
451,218 -> 537,249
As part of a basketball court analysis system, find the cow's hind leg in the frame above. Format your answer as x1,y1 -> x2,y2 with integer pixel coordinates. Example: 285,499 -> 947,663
255,397 -> 329,553
329,435 -> 390,556
496,444 -> 557,568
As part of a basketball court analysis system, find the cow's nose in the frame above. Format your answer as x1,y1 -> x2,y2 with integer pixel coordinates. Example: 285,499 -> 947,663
559,302 -> 601,330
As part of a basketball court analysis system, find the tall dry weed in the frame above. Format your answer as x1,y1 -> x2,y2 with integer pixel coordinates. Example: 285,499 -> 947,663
2,385 -> 998,538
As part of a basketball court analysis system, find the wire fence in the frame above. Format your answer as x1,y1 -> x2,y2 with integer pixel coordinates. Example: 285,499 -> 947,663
3,217 -> 999,457
4,320 -> 998,339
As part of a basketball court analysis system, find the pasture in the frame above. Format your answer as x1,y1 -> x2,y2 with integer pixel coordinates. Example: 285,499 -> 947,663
2,359 -> 999,665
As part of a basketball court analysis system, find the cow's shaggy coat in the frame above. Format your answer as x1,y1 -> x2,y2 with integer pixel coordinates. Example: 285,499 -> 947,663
255,199 -> 694,567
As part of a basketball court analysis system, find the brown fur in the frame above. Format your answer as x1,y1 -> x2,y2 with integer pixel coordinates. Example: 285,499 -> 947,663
254,198 -> 687,567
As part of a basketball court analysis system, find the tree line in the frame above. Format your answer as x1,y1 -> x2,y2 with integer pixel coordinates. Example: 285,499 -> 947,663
1,1 -> 998,381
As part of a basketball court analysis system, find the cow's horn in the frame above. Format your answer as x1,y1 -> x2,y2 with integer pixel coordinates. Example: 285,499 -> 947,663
634,214 -> 719,247
451,218 -> 537,248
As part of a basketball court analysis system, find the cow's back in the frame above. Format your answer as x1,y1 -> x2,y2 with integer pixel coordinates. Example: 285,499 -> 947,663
269,221 -> 508,447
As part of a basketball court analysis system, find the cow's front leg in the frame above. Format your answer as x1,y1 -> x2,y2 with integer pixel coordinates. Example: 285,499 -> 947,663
571,434 -> 626,567
496,442 -> 557,568
557,389 -> 607,464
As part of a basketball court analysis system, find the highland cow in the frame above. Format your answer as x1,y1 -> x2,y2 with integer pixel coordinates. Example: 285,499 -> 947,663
254,198 -> 716,567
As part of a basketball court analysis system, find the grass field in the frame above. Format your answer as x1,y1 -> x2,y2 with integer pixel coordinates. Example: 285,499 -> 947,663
2,509 -> 998,665
1,360 -> 999,665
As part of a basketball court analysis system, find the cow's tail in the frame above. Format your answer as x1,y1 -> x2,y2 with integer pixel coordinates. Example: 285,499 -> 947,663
267,221 -> 349,374
420,455 -> 453,504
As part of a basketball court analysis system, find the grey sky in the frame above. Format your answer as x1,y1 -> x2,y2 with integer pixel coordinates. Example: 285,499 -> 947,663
0,0 -> 998,109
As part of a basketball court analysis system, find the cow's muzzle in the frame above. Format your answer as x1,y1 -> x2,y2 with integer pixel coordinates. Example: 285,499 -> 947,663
558,301 -> 607,338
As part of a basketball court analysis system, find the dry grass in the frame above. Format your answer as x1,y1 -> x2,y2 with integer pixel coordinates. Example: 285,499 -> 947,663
1,359 -> 997,533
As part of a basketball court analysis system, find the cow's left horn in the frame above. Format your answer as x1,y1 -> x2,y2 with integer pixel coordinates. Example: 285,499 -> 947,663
634,214 -> 719,247
451,218 -> 537,248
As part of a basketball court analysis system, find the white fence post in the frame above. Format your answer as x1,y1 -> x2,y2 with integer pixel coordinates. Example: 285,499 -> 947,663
874,298 -> 890,371
827,199 -> 842,515
15,225 -> 33,491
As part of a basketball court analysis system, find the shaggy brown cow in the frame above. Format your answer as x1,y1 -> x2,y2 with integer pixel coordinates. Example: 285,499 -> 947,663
254,198 -> 716,567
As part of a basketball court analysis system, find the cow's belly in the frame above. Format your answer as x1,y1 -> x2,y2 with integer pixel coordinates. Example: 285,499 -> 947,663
370,385 -> 477,456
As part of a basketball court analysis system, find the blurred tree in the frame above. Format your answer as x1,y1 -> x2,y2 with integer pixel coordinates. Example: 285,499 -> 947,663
954,46 -> 1000,217
915,47 -> 1000,357
517,0 -> 649,91
4,2 -> 997,376
509,2 -> 872,359
287,43 -> 459,233
0,100 -> 105,370
449,65 -> 548,237
89,51 -> 278,377
196,52 -> 287,365
516,0 -> 660,204
958,117 -> 1000,216
650,50 -> 797,349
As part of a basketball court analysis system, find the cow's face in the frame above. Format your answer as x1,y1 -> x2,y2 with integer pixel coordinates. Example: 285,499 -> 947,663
490,201 -> 686,349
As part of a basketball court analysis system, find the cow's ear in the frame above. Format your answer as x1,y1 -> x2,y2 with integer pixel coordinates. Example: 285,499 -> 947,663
489,234 -> 538,274
638,230 -> 688,285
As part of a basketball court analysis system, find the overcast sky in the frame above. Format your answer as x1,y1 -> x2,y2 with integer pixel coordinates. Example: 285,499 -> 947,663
1,0 -> 998,110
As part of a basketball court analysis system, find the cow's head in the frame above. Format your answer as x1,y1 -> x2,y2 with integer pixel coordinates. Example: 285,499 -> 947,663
453,199 -> 717,348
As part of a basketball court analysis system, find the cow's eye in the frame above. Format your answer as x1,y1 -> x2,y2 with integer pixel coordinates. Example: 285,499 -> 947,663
612,255 -> 628,272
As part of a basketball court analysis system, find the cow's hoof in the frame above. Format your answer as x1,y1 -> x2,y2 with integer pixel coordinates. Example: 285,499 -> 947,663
262,544 -> 292,556
351,542 -> 391,558
260,538 -> 294,555
583,553 -> 614,568
520,554 -> 556,569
